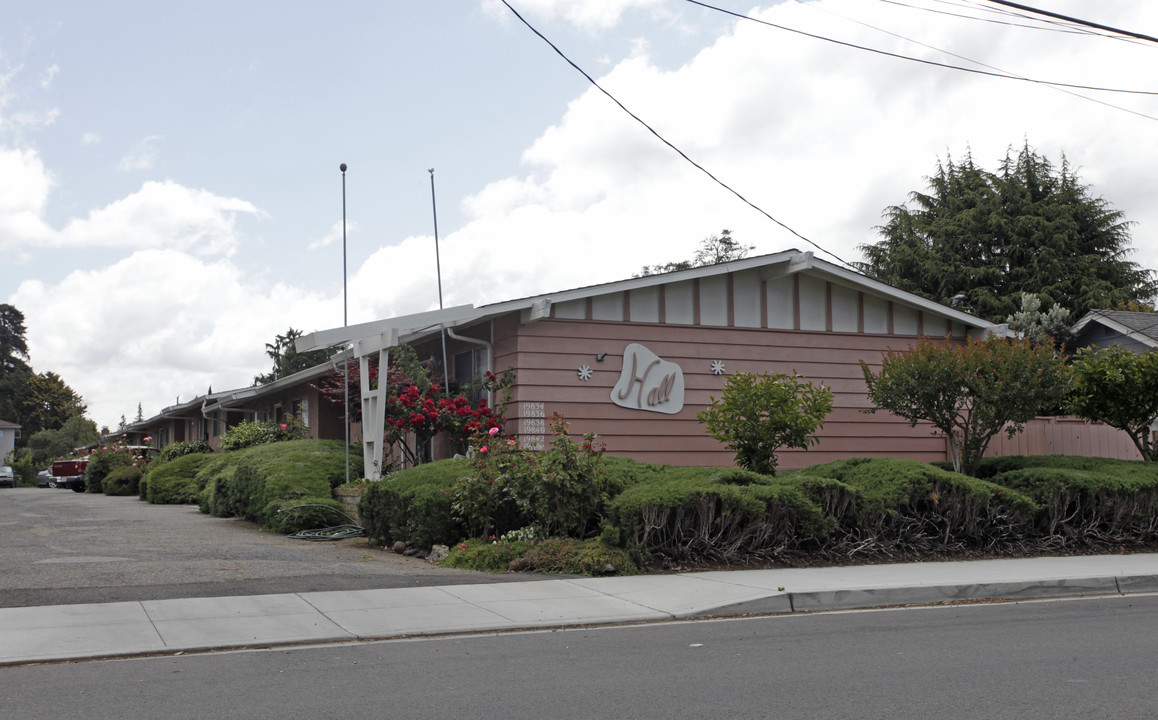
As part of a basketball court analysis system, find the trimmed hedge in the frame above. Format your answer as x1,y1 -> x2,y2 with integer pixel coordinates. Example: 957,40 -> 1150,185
793,457 -> 1037,549
103,466 -> 143,496
359,459 -> 469,548
158,440 -> 212,463
602,465 -> 829,565
146,453 -> 220,504
984,458 -> 1158,543
143,439 -> 357,534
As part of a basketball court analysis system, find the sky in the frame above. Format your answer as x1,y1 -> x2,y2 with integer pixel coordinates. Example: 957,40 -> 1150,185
3,0 -> 1158,431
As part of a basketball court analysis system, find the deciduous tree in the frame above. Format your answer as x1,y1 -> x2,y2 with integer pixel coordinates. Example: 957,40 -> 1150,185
636,229 -> 754,277
1066,344 -> 1158,461
861,336 -> 1068,476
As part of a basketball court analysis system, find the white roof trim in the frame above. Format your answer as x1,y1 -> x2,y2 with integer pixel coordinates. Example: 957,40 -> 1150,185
301,249 -> 998,352
296,304 -> 476,352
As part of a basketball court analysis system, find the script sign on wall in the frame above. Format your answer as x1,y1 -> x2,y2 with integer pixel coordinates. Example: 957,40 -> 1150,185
610,343 -> 685,414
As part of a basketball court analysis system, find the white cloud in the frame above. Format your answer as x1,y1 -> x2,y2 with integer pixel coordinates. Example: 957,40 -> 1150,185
118,134 -> 163,171
39,63 -> 59,89
54,180 -> 265,256
0,145 -> 55,253
308,219 -> 357,250
450,0 -> 1158,291
13,249 -> 341,430
483,0 -> 667,31
81,131 -> 101,146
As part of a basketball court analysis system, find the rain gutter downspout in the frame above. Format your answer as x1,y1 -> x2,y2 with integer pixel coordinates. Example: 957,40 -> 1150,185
445,324 -> 494,408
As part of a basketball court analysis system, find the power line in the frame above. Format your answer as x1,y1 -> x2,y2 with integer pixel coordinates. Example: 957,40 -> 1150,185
980,0 -> 1158,44
499,0 -> 854,269
790,0 -> 1158,124
878,0 -> 1134,42
686,0 -> 1158,97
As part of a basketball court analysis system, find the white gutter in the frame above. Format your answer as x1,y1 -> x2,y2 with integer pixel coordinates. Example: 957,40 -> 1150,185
445,323 -> 494,408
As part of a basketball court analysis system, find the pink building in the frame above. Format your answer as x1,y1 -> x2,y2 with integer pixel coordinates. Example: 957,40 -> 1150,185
298,250 -> 1000,480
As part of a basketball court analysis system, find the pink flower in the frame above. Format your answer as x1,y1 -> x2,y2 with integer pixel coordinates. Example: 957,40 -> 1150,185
488,427 -> 500,436
143,436 -> 152,442
480,445 -> 489,453
279,423 -> 288,430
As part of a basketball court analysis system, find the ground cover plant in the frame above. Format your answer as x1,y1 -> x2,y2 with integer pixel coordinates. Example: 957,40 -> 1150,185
965,455 -> 1158,545
793,458 -> 1037,559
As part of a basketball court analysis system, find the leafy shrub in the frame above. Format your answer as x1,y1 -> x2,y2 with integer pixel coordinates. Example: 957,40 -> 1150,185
512,418 -> 610,538
697,371 -> 833,475
220,417 -> 307,451
86,443 -> 154,493
450,432 -> 527,539
451,417 -> 616,540
158,440 -> 213,463
103,466 -> 143,496
359,458 -> 470,547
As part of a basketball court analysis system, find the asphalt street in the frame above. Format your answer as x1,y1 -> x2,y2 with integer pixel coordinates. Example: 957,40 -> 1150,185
3,594 -> 1155,720
0,487 -> 530,608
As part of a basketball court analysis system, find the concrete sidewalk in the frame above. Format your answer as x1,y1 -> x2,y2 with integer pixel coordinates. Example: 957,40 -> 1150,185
4,553 -> 1158,666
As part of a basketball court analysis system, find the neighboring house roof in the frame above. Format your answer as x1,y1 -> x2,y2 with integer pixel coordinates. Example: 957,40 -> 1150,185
201,359 -> 341,414
0,419 -> 20,429
296,249 -> 1000,352
1071,310 -> 1158,350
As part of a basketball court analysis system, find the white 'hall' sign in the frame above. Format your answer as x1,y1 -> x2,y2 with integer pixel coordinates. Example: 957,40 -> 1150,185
610,343 -> 685,414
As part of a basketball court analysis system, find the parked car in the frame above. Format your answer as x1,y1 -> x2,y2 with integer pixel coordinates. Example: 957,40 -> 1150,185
0,465 -> 15,488
36,470 -> 56,488
49,459 -> 89,492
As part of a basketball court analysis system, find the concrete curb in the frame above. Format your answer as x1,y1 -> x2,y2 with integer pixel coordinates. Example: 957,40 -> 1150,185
690,574 -> 1158,617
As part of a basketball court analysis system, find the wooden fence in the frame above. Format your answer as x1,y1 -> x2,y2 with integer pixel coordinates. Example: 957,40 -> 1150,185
983,416 -> 1145,461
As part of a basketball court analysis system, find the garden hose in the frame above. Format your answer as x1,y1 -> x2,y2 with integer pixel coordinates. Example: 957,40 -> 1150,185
278,504 -> 365,541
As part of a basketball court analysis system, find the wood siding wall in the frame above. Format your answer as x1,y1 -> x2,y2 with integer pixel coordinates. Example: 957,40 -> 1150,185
495,315 -> 947,469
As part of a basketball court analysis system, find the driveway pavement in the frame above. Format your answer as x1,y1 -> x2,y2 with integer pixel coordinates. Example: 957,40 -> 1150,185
0,488 -> 528,608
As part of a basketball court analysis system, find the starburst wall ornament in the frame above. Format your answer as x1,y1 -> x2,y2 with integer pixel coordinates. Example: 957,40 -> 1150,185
577,364 -> 593,381
711,360 -> 726,375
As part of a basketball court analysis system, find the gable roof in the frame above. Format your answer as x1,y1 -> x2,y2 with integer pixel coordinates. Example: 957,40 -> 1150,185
296,249 -> 999,352
1072,310 -> 1158,349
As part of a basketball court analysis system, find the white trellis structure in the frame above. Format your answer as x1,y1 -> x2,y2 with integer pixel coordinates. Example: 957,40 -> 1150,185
296,305 -> 476,481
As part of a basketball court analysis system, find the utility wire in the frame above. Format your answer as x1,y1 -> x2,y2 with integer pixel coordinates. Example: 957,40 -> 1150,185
980,0 -> 1158,44
499,0 -> 853,268
686,0 -> 1158,97
877,0 -> 1132,41
789,0 -> 1158,124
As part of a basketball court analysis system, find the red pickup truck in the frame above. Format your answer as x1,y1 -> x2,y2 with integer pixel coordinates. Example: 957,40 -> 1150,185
50,459 -> 90,492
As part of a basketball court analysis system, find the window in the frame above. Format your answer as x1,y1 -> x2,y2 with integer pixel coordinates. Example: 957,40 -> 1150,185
290,396 -> 309,426
453,348 -> 490,402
